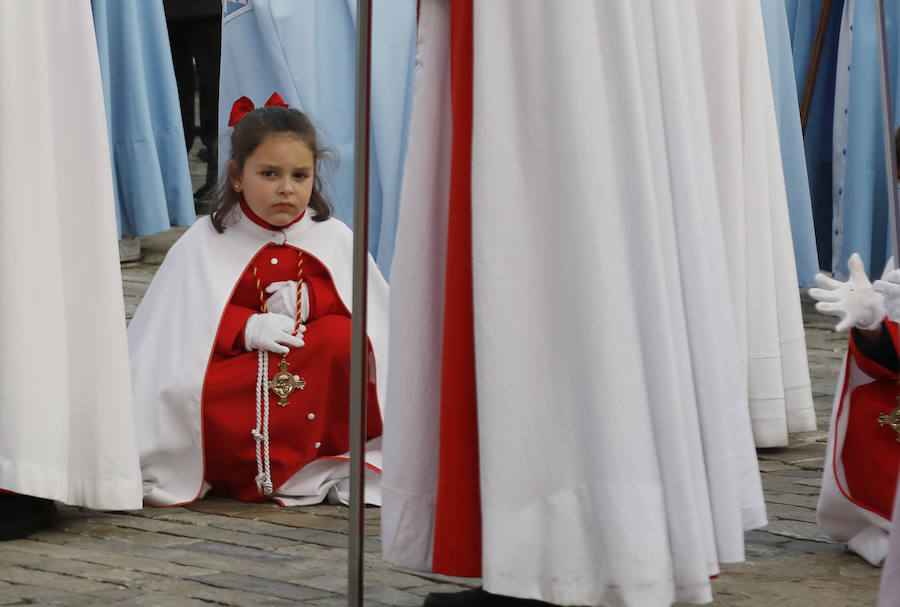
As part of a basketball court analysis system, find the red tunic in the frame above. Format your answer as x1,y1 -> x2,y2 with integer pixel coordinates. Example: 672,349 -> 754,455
841,323 -> 900,519
201,207 -> 382,502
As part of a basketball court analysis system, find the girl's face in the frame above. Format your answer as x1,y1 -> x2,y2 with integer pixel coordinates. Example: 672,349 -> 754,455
231,134 -> 314,227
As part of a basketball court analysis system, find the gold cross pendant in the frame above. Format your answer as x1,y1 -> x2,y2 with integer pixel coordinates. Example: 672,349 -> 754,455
268,357 -> 306,407
879,406 -> 900,442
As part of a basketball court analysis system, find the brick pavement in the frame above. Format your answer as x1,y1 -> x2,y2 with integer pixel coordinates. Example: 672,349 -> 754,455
0,226 -> 885,605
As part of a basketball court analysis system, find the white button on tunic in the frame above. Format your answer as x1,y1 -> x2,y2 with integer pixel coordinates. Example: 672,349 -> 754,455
270,257 -> 279,265
314,441 -> 322,448
308,413 -> 316,420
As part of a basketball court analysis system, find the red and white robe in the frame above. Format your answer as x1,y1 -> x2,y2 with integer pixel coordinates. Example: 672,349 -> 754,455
202,204 -> 383,502
818,324 -> 900,565
128,206 -> 388,506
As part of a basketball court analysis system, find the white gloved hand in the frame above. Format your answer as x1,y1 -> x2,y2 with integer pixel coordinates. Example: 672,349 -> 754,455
264,280 -> 310,323
244,312 -> 306,354
809,252 -> 886,332
874,257 -> 900,323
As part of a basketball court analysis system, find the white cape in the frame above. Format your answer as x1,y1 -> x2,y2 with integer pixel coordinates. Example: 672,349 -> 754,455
128,211 -> 388,506
383,2 -> 766,605
0,1 -> 142,510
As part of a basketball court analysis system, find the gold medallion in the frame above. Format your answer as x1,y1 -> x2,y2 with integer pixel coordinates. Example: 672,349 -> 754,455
879,406 -> 900,442
268,357 -> 306,407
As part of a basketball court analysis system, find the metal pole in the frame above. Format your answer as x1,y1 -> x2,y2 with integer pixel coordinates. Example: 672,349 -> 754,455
800,0 -> 832,135
348,0 -> 372,605
874,0 -> 900,440
875,0 -> 900,263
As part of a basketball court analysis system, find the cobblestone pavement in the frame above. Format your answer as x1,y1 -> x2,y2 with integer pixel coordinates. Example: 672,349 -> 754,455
0,225 -> 885,605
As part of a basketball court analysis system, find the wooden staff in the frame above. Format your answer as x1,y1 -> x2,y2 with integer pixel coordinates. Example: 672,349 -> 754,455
348,0 -> 373,603
800,0 -> 832,135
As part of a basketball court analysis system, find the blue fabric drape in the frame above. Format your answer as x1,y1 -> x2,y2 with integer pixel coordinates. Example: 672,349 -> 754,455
218,0 -> 416,277
785,0 -> 844,273
830,0 -> 900,278
761,0 -> 820,286
91,0 -> 195,238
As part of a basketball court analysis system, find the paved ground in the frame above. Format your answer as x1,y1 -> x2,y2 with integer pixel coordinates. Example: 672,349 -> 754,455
1,164 -> 889,604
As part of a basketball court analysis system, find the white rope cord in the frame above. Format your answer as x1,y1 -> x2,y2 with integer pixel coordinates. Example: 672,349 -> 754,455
248,247 -> 304,497
252,349 -> 274,495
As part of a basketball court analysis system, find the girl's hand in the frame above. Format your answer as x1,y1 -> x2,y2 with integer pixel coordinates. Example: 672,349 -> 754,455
809,253 -> 886,332
244,312 -> 306,354
264,280 -> 310,323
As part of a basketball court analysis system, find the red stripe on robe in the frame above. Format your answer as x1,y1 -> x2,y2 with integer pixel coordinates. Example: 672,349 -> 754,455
431,0 -> 481,577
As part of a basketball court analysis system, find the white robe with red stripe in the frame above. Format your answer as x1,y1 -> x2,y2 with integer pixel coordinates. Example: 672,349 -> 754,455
382,2 -> 766,605
0,2 -> 142,510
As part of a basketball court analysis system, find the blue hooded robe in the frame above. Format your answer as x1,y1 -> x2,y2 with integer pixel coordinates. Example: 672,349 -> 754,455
761,0 -> 820,286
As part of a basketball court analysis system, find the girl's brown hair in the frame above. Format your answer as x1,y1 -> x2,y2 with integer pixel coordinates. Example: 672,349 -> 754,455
210,106 -> 334,232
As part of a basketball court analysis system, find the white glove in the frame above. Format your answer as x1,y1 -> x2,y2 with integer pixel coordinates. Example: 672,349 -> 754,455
264,280 -> 310,323
244,312 -> 306,354
809,252 -> 886,332
874,257 -> 900,323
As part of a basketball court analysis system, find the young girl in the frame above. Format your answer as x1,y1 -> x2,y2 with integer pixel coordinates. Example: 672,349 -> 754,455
128,93 -> 388,506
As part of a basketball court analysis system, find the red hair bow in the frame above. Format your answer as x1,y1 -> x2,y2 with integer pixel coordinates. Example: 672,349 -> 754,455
227,92 -> 289,126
